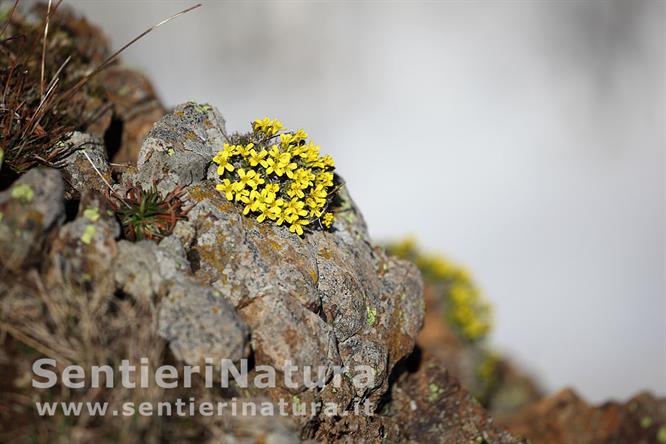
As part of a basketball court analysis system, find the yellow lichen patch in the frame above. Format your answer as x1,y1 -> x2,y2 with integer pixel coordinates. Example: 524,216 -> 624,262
187,185 -> 219,203
318,247 -> 333,260
268,239 -> 282,252
212,118 -> 338,236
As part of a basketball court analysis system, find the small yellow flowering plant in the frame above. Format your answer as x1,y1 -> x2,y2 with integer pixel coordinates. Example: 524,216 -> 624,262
386,238 -> 492,342
212,117 -> 339,236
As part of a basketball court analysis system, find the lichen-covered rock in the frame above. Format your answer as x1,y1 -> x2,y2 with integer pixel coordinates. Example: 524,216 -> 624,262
0,168 -> 65,271
159,280 -> 250,366
46,192 -> 119,292
130,101 -> 227,196
385,352 -> 527,444
112,238 -> 251,365
182,180 -> 424,400
58,132 -> 111,198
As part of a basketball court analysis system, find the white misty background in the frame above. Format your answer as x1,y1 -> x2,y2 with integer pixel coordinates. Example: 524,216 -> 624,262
66,0 -> 665,403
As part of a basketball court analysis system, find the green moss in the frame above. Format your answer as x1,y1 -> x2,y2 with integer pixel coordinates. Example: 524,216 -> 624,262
366,306 -> 377,326
427,383 -> 442,402
83,207 -> 100,222
81,224 -> 96,245
11,184 -> 34,203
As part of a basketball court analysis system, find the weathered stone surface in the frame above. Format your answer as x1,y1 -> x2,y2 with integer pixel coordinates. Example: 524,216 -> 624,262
0,168 -> 65,271
58,132 -> 111,198
130,101 -> 227,196
159,280 -> 250,365
386,351 -> 526,444
501,389 -> 666,444
181,179 -> 424,399
46,192 -> 119,292
112,238 -> 251,365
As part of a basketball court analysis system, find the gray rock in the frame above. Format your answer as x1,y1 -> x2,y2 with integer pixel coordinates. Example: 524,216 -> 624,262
58,132 -> 111,198
183,181 -> 424,399
0,168 -> 65,271
113,240 -> 164,304
113,239 -> 251,365
159,280 -> 250,365
130,101 -> 227,195
46,192 -> 120,293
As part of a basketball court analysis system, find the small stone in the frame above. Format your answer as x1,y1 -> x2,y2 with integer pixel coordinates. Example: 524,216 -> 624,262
0,168 -> 65,271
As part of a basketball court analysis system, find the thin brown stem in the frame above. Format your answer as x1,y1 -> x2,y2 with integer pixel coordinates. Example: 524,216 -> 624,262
40,0 -> 52,99
58,3 -> 202,106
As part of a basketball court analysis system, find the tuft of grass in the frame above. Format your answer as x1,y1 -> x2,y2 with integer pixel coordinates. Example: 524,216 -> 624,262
0,1 -> 201,175
1,1 -> 97,174
113,185 -> 189,241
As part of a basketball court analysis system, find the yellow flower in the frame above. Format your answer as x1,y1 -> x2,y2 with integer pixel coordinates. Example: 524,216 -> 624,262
253,117 -> 283,136
237,168 -> 262,189
292,129 -> 308,143
284,198 -> 308,223
289,218 -> 309,236
248,148 -> 268,167
279,133 -> 294,149
234,188 -> 250,204
287,182 -> 306,199
216,178 -> 236,201
234,143 -> 253,157
265,157 -> 288,177
305,196 -> 326,211
250,187 -> 276,209
316,171 -> 334,187
257,198 -> 282,222
213,151 -> 234,176
310,184 -> 328,201
293,168 -> 315,187
321,154 -> 335,169
300,141 -> 320,160
268,145 -> 281,158
283,161 -> 298,179
321,212 -> 334,228
211,118 -> 338,236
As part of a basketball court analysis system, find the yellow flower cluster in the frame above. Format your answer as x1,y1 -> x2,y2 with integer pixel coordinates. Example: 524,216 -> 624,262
213,118 -> 337,235
387,238 -> 492,342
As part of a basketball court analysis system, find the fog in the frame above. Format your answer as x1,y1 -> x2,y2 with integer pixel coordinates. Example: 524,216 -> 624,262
66,0 -> 665,403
